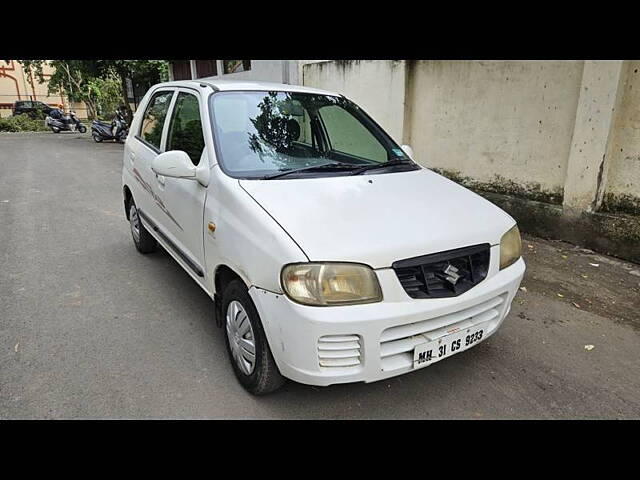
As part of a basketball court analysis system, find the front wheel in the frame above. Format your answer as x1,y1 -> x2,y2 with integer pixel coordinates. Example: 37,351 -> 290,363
129,201 -> 157,254
222,280 -> 285,395
51,126 -> 60,133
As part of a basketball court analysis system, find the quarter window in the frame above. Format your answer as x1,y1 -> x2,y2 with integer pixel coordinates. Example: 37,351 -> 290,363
166,92 -> 205,166
139,90 -> 174,150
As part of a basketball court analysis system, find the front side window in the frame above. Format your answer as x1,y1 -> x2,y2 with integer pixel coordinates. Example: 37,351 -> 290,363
139,90 -> 174,150
210,91 -> 410,179
166,92 -> 205,165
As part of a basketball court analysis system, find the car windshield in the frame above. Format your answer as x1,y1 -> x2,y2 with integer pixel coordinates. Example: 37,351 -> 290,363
209,91 -> 412,179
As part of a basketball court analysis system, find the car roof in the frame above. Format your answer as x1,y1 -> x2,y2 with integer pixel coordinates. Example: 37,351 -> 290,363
153,79 -> 340,97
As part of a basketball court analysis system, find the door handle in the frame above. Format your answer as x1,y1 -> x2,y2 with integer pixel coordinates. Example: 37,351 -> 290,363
156,174 -> 165,186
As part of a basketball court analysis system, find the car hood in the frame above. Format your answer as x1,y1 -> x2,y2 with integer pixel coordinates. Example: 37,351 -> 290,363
239,168 -> 515,269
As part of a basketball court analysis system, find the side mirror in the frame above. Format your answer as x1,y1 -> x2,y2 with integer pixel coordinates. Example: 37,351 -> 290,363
401,144 -> 414,160
151,151 -> 196,179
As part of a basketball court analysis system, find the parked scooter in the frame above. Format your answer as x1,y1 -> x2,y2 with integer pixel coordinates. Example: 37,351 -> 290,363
91,109 -> 128,143
45,110 -> 87,134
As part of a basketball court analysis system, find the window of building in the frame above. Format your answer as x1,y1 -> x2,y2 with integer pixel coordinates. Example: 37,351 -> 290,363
223,60 -> 251,74
171,60 -> 192,80
139,90 -> 174,150
166,92 -> 205,165
195,60 -> 217,78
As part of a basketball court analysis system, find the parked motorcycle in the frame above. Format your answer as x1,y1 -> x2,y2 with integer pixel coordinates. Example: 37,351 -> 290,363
91,110 -> 128,143
45,110 -> 87,134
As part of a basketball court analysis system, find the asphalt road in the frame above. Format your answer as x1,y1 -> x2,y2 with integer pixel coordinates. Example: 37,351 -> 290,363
1,132 -> 639,419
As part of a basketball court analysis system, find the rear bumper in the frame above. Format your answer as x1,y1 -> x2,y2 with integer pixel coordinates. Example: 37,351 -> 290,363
249,253 -> 525,386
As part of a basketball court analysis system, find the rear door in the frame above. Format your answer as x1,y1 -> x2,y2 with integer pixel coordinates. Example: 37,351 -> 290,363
126,88 -> 175,230
155,88 -> 208,280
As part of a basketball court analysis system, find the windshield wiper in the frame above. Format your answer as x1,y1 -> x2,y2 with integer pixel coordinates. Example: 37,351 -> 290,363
261,161 -> 359,179
350,157 -> 414,175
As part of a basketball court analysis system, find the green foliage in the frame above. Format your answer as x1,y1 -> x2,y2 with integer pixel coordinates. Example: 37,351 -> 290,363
87,75 -> 123,120
0,114 -> 50,132
20,60 -> 101,118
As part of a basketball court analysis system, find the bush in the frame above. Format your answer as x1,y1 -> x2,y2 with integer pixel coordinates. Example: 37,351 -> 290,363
0,114 -> 50,132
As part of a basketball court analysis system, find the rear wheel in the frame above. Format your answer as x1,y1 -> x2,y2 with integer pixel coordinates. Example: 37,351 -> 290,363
92,133 -> 103,143
222,280 -> 285,395
78,125 -> 87,133
129,201 -> 157,254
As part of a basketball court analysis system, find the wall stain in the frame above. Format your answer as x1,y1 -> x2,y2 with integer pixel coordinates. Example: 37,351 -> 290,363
432,168 -> 564,205
601,192 -> 640,215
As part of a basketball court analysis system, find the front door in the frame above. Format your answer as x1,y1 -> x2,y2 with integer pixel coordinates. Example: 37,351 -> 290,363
156,89 -> 208,281
128,89 -> 175,229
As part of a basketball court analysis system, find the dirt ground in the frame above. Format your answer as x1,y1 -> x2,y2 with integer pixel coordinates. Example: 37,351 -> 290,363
519,234 -> 639,332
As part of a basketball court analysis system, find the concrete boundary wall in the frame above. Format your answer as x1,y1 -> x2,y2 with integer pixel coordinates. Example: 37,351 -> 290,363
302,60 -> 640,263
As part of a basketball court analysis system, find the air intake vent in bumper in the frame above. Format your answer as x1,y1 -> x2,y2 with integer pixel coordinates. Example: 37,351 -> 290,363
317,335 -> 361,368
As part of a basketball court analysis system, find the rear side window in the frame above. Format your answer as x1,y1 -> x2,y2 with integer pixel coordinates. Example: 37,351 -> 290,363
166,92 -> 205,165
139,91 -> 174,150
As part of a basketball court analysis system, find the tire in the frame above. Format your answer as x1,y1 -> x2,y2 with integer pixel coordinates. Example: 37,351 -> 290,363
78,125 -> 87,133
92,133 -> 103,143
51,126 -> 60,133
222,280 -> 285,395
129,201 -> 157,254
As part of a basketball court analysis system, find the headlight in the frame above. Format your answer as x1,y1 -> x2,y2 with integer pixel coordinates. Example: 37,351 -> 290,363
500,225 -> 522,270
281,262 -> 382,306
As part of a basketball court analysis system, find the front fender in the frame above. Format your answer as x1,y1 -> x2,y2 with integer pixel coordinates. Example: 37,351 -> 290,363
205,168 -> 308,294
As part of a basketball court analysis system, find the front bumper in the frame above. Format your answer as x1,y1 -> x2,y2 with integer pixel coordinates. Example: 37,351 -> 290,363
250,250 -> 525,386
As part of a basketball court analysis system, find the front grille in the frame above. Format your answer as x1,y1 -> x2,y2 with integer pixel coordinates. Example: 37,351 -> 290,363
379,293 -> 506,372
317,335 -> 361,368
393,244 -> 490,299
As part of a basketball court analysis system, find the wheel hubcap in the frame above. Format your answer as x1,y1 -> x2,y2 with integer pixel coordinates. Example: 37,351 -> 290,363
225,300 -> 256,375
130,206 -> 140,243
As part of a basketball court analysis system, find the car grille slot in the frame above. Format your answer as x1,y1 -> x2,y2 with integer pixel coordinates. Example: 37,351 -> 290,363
318,334 -> 361,368
379,294 -> 506,372
393,244 -> 490,299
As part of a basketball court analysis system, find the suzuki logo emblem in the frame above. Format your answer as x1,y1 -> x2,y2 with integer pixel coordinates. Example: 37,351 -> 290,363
442,264 -> 462,285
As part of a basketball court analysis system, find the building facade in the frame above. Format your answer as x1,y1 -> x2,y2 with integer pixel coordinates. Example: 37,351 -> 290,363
0,60 -> 67,118
167,60 -> 320,85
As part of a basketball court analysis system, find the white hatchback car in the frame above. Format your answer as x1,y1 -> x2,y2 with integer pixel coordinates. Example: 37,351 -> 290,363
122,79 -> 525,395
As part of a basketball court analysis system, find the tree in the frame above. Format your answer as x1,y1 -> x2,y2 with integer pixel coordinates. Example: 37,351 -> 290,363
19,60 -> 169,121
95,60 -> 169,123
20,60 -> 102,119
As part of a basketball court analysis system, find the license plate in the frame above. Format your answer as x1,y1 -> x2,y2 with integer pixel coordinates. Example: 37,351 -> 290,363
413,322 -> 488,369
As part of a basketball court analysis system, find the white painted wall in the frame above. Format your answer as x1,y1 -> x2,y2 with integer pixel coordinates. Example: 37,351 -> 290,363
604,61 -> 640,203
406,60 -> 584,195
